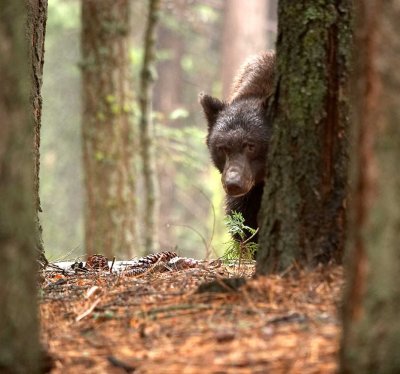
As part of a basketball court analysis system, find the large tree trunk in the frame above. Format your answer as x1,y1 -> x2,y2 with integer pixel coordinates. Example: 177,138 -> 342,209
139,0 -> 161,254
256,1 -> 352,274
340,2 -> 400,372
221,0 -> 268,100
27,0 -> 48,268
0,2 -> 40,372
81,0 -> 137,258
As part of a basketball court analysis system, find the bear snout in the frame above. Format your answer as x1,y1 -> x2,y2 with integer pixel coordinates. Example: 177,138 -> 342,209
222,169 -> 253,197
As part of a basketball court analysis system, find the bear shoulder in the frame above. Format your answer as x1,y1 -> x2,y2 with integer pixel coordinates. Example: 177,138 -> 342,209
229,50 -> 276,103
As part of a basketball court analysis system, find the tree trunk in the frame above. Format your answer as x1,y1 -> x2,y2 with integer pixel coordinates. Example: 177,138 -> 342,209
256,1 -> 352,274
139,0 -> 161,254
340,1 -> 400,372
221,0 -> 268,100
153,3 -> 185,248
27,0 -> 48,268
81,0 -> 137,258
0,2 -> 40,372
265,0 -> 278,49
154,20 -> 184,117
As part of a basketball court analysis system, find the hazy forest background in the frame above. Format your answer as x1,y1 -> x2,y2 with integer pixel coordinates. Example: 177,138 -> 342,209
41,0 -> 278,260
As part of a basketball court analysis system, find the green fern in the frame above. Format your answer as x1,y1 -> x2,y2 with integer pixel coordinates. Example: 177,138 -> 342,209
223,211 -> 259,261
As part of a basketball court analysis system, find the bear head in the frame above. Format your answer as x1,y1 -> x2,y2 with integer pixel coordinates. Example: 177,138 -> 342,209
199,93 -> 271,197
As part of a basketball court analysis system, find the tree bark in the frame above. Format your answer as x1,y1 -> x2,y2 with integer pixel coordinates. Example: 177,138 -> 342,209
27,0 -> 48,268
256,1 -> 352,274
154,19 -> 184,117
139,0 -> 161,254
221,0 -> 268,100
0,2 -> 40,372
81,0 -> 137,258
153,16 -> 184,248
266,0 -> 278,47
340,1 -> 400,372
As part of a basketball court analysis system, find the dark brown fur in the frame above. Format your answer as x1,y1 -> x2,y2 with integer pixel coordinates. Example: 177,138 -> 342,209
229,51 -> 276,102
200,51 -> 276,243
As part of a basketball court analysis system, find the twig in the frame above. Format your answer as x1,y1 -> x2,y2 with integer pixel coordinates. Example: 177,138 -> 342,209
109,257 -> 116,274
242,227 -> 259,245
75,299 -> 101,322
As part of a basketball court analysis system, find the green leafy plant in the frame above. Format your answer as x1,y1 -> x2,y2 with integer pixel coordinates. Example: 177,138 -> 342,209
223,211 -> 259,261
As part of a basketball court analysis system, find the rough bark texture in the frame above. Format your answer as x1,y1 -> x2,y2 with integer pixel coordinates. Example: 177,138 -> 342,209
221,0 -> 268,100
139,0 -> 161,254
341,1 -> 400,372
81,0 -> 137,258
0,2 -> 40,373
27,0 -> 48,268
256,1 -> 352,274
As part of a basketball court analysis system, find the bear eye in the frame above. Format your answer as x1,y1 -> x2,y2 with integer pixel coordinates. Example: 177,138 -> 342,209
244,143 -> 255,153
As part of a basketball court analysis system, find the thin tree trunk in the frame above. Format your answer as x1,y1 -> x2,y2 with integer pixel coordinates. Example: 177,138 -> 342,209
139,0 -> 161,254
256,1 -> 352,274
153,7 -> 184,248
221,0 -> 268,100
341,1 -> 400,372
27,0 -> 48,268
81,0 -> 137,258
0,2 -> 40,372
154,20 -> 184,116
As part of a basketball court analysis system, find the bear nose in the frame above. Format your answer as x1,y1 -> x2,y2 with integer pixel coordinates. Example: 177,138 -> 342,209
224,171 -> 245,196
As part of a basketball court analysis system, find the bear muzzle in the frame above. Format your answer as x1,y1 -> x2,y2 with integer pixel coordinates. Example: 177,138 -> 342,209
222,168 -> 254,197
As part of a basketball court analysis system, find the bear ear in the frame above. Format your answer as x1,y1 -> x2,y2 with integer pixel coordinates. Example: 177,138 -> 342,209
199,92 -> 225,129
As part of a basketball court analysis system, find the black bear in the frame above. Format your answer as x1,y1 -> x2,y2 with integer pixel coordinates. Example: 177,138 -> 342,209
199,51 -> 276,242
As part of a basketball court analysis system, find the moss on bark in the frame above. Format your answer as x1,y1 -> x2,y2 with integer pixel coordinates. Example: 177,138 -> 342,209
257,1 -> 352,274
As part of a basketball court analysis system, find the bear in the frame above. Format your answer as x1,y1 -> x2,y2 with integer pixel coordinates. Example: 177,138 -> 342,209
199,51 -> 276,243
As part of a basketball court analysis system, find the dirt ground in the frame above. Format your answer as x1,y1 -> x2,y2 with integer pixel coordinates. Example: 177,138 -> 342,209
40,260 -> 343,373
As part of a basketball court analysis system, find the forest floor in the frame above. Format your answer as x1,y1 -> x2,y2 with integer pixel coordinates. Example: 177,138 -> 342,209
40,258 -> 343,374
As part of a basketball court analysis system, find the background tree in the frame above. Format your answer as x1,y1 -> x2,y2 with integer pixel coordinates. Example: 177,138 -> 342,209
256,1 -> 352,274
27,0 -> 48,268
0,2 -> 41,372
220,0 -> 268,99
81,0 -> 137,258
153,1 -> 185,248
341,1 -> 400,372
139,0 -> 161,254
266,0 -> 278,49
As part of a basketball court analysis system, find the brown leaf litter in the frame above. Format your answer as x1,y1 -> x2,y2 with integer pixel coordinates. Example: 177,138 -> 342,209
40,260 -> 343,373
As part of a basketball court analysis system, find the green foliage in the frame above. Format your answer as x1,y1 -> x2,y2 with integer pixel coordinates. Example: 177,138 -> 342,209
181,55 -> 194,72
168,108 -> 189,120
193,4 -> 219,23
47,0 -> 80,31
223,212 -> 258,261
154,115 -> 206,172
